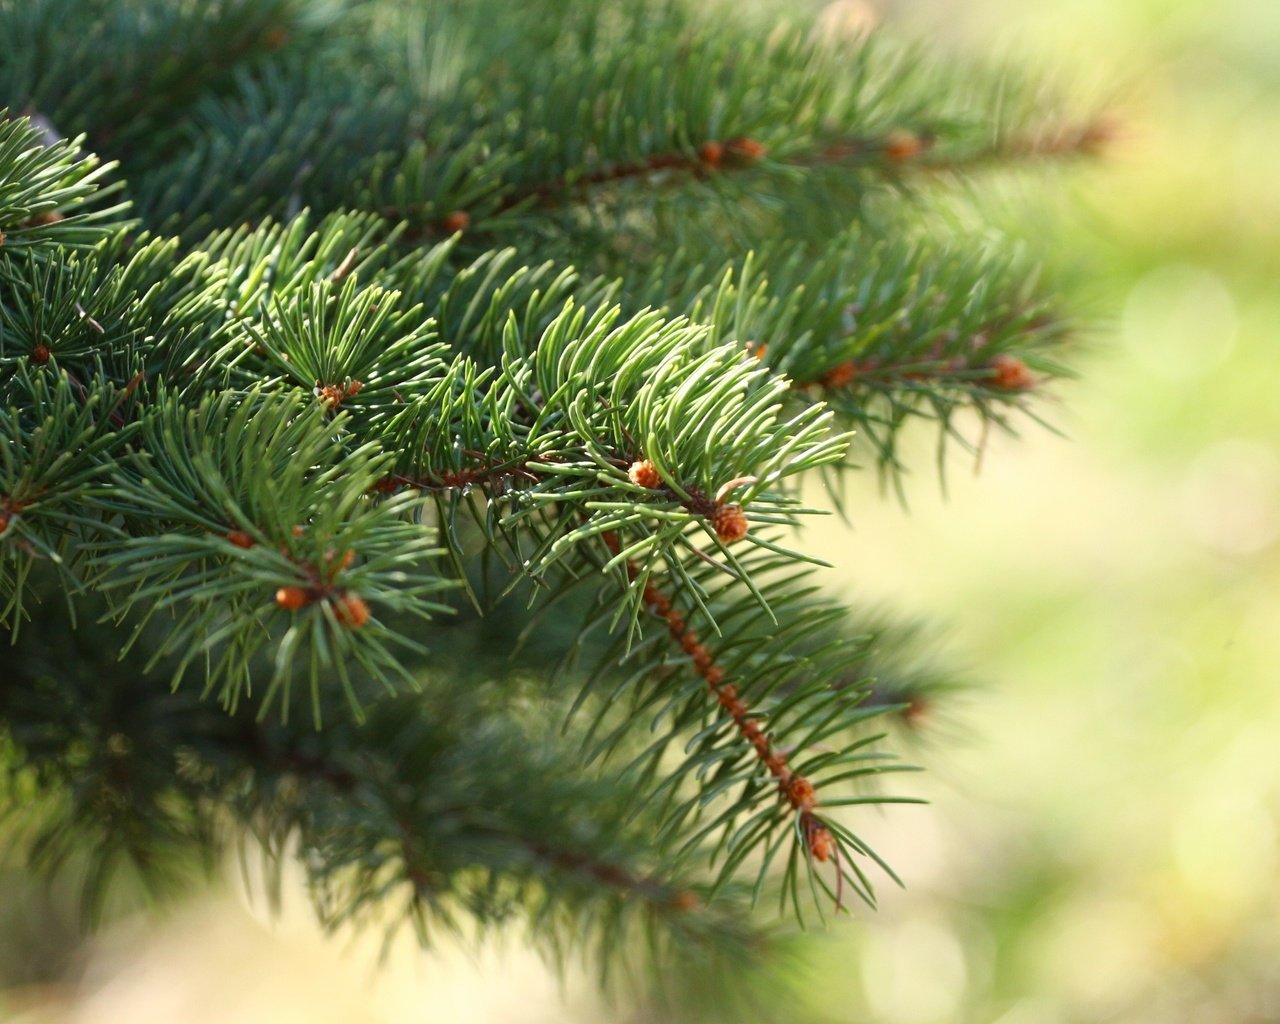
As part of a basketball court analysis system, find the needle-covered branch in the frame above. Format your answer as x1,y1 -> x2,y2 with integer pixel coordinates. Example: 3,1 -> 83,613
0,0 -> 1095,988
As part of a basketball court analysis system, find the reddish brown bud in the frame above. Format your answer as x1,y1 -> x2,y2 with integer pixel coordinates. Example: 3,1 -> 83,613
990,354 -> 1035,390
275,586 -> 311,611
671,889 -> 700,911
883,129 -> 926,163
903,696 -> 930,727
725,137 -> 766,163
820,361 -> 858,388
711,503 -> 749,543
786,776 -> 817,811
698,140 -> 724,166
0,510 -> 10,536
30,344 -> 51,365
627,458 -> 662,489
441,210 -> 471,233
332,591 -> 370,628
225,530 -> 254,549
808,823 -> 835,862
316,383 -> 345,409
262,25 -> 288,49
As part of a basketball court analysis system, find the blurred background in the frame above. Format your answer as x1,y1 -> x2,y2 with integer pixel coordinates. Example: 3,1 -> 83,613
3,0 -> 1278,1021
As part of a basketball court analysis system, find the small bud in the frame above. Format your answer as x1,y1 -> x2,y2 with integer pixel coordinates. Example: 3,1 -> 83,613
883,129 -> 926,163
990,354 -> 1035,390
819,361 -> 858,388
332,591 -> 370,628
698,140 -> 724,166
225,530 -> 254,549
275,586 -> 311,611
711,503 -> 749,543
0,510 -> 10,536
30,343 -> 51,365
725,137 -> 767,163
786,776 -> 817,811
670,890 -> 700,911
808,823 -> 835,862
441,210 -> 471,233
903,695 -> 930,727
262,25 -> 288,49
627,459 -> 662,489
316,383 -> 345,409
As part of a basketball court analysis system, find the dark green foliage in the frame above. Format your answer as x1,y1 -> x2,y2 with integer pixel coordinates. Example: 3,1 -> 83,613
0,0 -> 1094,1001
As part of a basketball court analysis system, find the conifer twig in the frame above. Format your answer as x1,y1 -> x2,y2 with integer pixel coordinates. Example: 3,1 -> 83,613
601,532 -> 836,872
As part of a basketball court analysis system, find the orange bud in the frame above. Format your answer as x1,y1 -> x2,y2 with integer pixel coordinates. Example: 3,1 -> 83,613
698,140 -> 724,166
884,129 -> 925,163
670,889 -> 700,911
808,823 -> 835,862
332,591 -> 370,628
711,503 -> 749,543
442,210 -> 471,233
990,354 -> 1035,390
316,383 -> 345,409
820,361 -> 858,388
627,458 -> 662,489
786,776 -> 817,811
725,137 -> 766,163
275,586 -> 310,610
225,530 -> 254,549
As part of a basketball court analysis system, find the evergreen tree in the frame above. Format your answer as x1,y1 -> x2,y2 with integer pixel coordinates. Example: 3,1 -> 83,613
0,0 -> 1100,1005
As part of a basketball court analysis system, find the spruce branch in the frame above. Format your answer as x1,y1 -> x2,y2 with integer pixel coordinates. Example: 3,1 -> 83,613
0,113 -> 129,252
0,0 -> 1095,985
